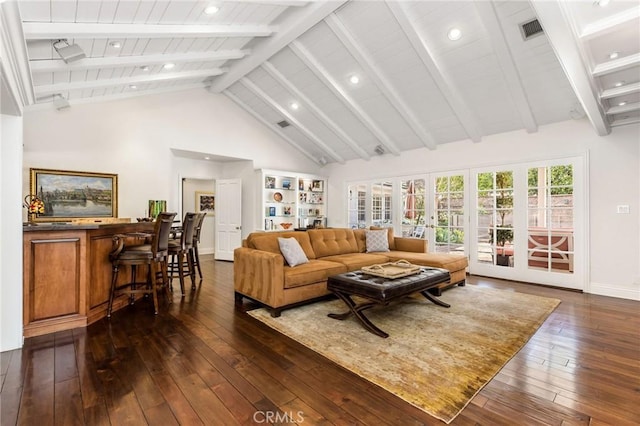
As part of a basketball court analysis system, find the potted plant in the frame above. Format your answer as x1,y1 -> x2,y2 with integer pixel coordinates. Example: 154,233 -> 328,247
490,225 -> 513,266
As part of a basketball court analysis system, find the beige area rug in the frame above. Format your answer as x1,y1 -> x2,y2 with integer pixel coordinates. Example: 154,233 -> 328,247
248,285 -> 560,424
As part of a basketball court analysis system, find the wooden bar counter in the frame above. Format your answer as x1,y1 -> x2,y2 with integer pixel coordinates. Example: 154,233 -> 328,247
23,221 -> 154,337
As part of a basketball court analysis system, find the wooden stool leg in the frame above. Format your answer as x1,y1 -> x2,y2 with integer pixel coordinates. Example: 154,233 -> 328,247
187,249 -> 196,290
150,261 -> 159,315
193,246 -> 203,279
107,264 -> 119,318
177,252 -> 186,295
161,258 -> 171,303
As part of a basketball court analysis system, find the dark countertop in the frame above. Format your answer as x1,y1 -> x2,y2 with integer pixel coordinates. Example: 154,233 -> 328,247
23,221 -> 152,232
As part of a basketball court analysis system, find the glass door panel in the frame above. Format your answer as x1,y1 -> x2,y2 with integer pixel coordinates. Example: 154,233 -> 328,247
527,165 -> 574,273
372,181 -> 393,227
347,183 -> 367,229
431,173 -> 466,254
477,171 -> 515,267
401,178 -> 426,237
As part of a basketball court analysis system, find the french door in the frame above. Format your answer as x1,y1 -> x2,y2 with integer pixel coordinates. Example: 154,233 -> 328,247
346,155 -> 585,290
469,157 -> 585,289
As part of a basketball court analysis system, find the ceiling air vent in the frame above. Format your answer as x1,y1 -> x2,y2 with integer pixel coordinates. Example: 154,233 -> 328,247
520,18 -> 543,40
277,120 -> 290,128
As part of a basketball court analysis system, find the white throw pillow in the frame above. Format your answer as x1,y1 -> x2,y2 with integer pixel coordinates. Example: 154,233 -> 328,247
278,237 -> 309,267
366,229 -> 390,253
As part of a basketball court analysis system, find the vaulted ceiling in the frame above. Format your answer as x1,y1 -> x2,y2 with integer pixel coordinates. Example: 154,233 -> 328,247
10,0 -> 640,165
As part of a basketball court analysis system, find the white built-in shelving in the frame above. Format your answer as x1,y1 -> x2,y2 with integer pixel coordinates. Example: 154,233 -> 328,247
257,169 -> 327,232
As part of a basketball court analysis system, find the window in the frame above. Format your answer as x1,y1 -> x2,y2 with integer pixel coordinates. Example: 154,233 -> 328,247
401,178 -> 426,237
372,181 -> 393,227
348,184 -> 367,229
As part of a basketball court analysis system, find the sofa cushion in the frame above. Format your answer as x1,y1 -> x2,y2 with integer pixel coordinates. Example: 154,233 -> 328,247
278,237 -> 309,267
365,229 -> 390,252
283,259 -> 348,289
308,229 -> 359,257
249,231 -> 316,259
386,251 -> 468,271
370,226 -> 396,250
322,253 -> 390,271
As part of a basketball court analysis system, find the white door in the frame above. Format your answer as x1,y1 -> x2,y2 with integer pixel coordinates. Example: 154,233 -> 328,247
215,179 -> 242,261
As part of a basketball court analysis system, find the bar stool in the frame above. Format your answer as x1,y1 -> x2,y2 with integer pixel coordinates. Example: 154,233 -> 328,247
168,212 -> 198,295
107,212 -> 177,317
191,212 -> 207,279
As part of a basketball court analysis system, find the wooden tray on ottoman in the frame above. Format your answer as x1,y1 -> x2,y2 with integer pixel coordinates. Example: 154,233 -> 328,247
361,260 -> 422,279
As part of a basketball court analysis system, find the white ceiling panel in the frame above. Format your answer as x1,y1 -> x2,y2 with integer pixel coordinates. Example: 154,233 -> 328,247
13,0 -> 638,165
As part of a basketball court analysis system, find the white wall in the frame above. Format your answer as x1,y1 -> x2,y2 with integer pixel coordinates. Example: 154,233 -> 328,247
325,119 -> 640,300
1,114 -> 24,351
23,88 -> 321,221
182,177 -> 215,254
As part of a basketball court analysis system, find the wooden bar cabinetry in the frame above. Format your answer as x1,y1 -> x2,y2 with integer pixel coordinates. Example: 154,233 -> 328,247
23,222 -> 153,337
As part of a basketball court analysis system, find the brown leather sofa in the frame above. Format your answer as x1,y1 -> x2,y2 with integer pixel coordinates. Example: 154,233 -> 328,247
234,228 -> 468,316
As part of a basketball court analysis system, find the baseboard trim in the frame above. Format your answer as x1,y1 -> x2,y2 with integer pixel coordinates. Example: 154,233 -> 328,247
589,282 -> 640,301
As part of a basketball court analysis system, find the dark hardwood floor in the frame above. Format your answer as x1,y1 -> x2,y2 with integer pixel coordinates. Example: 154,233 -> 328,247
2,255 -> 639,425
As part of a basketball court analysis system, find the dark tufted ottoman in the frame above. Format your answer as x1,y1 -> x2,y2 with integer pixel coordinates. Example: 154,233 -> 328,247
327,267 -> 451,338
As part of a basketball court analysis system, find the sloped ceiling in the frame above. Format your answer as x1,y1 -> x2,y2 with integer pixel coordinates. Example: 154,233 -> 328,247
11,0 -> 640,165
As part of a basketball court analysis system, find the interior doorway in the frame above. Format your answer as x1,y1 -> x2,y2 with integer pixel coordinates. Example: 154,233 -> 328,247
182,178 -> 215,255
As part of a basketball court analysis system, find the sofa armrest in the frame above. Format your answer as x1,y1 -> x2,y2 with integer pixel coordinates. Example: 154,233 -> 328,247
233,247 -> 286,308
393,237 -> 427,253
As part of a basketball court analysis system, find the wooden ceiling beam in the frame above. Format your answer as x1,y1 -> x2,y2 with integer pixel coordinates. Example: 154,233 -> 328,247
23,23 -> 273,39
239,77 -> 346,164
530,0 -> 610,136
30,50 -> 250,72
35,68 -> 225,96
209,1 -> 347,92
289,40 -> 401,156
600,81 -> 640,99
388,2 -> 483,143
261,61 -> 371,161
606,101 -> 640,115
592,53 -> 640,77
326,13 -> 438,150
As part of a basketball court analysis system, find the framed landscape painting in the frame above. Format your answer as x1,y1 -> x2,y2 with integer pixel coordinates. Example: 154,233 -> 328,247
29,168 -> 117,222
196,191 -> 215,214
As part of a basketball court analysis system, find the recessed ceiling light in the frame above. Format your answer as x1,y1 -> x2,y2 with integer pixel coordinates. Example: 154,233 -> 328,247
609,51 -> 619,59
349,74 -> 360,84
129,84 -> 137,89
204,5 -> 220,15
163,63 -> 175,70
204,156 -> 211,160
618,101 -> 627,106
140,65 -> 150,71
447,28 -> 462,41
614,81 -> 625,87
290,102 -> 299,110
596,0 -> 610,6
109,41 -> 121,48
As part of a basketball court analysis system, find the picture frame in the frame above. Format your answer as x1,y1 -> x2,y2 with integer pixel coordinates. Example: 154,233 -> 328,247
196,191 -> 215,214
29,168 -> 117,222
311,180 -> 324,192
265,176 -> 275,189
282,179 -> 291,190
